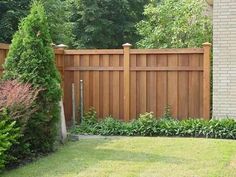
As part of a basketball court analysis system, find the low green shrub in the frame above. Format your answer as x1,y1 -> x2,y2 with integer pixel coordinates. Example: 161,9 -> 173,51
71,111 -> 236,140
97,117 -> 124,135
0,111 -> 20,171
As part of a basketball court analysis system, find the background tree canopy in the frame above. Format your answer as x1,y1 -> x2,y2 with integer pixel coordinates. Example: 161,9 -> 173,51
136,0 -> 212,48
0,0 -> 29,43
0,0 -> 212,48
71,0 -> 148,49
0,0 -> 73,45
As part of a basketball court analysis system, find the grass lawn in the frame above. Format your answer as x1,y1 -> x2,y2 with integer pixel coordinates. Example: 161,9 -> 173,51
2,137 -> 236,177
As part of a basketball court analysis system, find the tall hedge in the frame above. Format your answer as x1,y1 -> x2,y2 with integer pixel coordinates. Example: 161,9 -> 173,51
3,1 -> 61,153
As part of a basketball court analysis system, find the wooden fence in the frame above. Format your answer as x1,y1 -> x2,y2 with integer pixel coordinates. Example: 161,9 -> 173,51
0,43 -> 211,123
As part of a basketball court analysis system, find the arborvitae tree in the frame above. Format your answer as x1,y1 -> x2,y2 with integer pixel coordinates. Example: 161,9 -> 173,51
3,1 -> 62,153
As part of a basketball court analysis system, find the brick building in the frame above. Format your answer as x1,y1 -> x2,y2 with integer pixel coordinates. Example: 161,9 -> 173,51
212,0 -> 236,118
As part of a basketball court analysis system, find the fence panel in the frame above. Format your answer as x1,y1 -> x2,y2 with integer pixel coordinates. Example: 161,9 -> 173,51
0,43 -> 211,123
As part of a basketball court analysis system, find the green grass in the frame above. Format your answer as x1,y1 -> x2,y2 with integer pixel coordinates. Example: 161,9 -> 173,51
2,137 -> 236,177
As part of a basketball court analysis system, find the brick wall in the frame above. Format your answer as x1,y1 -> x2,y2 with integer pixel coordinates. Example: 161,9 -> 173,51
213,0 -> 236,118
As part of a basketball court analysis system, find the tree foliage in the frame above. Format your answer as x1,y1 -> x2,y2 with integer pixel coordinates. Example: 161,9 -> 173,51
0,0 -> 29,43
136,0 -> 212,48
3,1 -> 62,153
71,0 -> 148,49
0,0 -> 73,45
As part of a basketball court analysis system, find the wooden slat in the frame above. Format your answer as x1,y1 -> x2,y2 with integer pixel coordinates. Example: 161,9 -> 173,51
130,48 -> 204,54
112,55 -> 120,118
64,66 -> 123,71
130,54 -> 137,119
167,54 -> 178,118
119,55 -> 124,120
189,54 -> 200,118
74,55 -> 80,122
130,66 -> 203,71
80,55 -> 90,112
147,55 -> 157,114
138,54 -> 147,114
64,49 -> 123,55
91,55 -> 100,117
102,55 -> 110,117
157,55 -> 168,117
63,55 -> 74,123
199,55 -> 204,117
178,54 -> 189,119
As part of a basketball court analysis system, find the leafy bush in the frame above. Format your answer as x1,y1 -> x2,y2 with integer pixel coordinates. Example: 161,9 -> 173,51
72,111 -> 236,140
3,1 -> 61,153
97,117 -> 123,136
82,107 -> 97,126
0,80 -> 40,168
0,111 -> 20,171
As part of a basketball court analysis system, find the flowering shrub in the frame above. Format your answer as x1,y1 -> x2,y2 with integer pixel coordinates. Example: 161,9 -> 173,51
0,80 -> 40,127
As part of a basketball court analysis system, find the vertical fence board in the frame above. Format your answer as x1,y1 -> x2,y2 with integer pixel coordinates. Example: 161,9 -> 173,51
157,55 -> 168,117
147,55 -> 157,114
137,54 -> 147,114
91,55 -> 100,117
130,54 -> 137,119
102,55 -> 110,117
178,54 -> 189,119
64,55 -> 74,122
112,55 -> 120,119
80,55 -> 90,112
167,54 -> 178,118
199,55 -> 204,117
189,54 -> 200,118
74,55 -> 80,121
119,54 -> 124,120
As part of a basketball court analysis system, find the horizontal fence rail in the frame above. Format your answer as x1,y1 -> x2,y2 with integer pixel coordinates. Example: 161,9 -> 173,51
0,43 -> 211,123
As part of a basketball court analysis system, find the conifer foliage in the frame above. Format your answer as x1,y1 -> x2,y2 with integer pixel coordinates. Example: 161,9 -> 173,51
3,1 -> 62,153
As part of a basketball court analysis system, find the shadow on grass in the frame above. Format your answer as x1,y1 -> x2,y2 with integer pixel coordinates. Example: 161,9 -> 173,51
2,137 -> 191,177
65,137 -> 189,164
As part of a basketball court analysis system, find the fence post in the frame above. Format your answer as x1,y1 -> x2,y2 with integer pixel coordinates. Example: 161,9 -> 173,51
202,42 -> 212,119
55,44 -> 68,91
123,43 -> 132,121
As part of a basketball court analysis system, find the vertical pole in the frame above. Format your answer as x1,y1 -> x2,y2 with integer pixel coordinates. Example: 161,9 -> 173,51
80,80 -> 84,123
72,83 -> 76,125
203,42 -> 212,119
123,43 -> 132,121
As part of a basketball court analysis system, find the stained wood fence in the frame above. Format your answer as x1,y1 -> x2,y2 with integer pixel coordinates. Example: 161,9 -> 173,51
0,43 -> 211,123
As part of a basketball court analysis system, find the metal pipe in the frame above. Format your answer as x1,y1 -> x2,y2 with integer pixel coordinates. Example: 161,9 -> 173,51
80,80 -> 84,123
72,83 -> 76,125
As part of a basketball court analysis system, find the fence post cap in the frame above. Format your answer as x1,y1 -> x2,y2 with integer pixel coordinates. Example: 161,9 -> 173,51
56,44 -> 68,49
202,42 -> 212,46
122,43 -> 132,47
